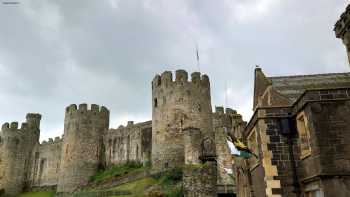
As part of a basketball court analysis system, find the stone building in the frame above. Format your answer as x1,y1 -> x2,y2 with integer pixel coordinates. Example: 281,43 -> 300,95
213,106 -> 246,196
151,70 -> 214,170
335,4 -> 350,65
56,104 -> 110,194
0,114 -> 41,196
234,4 -> 350,197
104,120 -> 152,167
0,70 -> 238,197
2,4 -> 350,197
236,68 -> 350,197
30,137 -> 62,189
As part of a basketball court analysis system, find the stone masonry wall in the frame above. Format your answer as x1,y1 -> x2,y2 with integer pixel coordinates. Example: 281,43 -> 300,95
299,100 -> 350,196
151,70 -> 213,170
183,161 -> 218,197
104,121 -> 151,167
0,113 -> 41,196
30,137 -> 62,188
212,107 -> 238,187
57,104 -> 109,194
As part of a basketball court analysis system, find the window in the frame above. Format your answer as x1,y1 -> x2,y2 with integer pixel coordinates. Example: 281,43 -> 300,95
247,129 -> 259,167
297,112 -> 311,159
154,98 -> 158,107
305,190 -> 322,197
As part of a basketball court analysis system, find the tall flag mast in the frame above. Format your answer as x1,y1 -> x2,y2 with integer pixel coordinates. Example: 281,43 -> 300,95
195,42 -> 201,72
225,81 -> 228,110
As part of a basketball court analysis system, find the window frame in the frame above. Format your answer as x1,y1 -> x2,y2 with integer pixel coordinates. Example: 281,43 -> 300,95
296,112 -> 312,159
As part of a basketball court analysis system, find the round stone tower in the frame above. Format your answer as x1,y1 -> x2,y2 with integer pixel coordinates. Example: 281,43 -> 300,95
151,70 -> 214,170
57,104 -> 109,194
0,113 -> 41,196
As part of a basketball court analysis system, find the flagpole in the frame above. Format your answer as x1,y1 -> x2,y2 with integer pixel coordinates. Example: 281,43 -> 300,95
195,42 -> 201,72
225,81 -> 228,110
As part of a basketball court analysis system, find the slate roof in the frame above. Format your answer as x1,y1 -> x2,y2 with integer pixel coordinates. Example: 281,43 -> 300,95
268,72 -> 350,103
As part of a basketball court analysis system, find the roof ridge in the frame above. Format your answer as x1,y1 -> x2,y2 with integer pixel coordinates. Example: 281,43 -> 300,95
268,72 -> 350,79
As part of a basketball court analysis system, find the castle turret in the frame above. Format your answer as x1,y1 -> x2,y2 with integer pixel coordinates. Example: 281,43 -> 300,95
151,70 -> 214,170
57,104 -> 109,194
335,4 -> 350,66
0,113 -> 41,196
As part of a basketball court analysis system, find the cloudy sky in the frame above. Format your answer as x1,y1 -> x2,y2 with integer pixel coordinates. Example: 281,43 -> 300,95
0,0 -> 349,141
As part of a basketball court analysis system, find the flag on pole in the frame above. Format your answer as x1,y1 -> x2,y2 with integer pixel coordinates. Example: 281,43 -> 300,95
226,137 -> 258,159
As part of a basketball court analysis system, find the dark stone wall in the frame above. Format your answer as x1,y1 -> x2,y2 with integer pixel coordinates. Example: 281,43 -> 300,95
249,165 -> 265,197
298,100 -> 350,196
141,127 -> 152,165
183,161 -> 217,197
321,177 -> 350,197
303,101 -> 350,176
264,117 -> 298,197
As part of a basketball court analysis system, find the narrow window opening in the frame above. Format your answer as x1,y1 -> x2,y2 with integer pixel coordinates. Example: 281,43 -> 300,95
154,98 -> 158,107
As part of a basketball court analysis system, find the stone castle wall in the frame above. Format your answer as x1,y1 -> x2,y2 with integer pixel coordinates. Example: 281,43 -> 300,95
151,70 -> 214,170
213,106 -> 245,190
0,70 -> 237,197
57,104 -> 109,194
104,120 -> 152,167
0,114 -> 41,196
30,137 -> 62,188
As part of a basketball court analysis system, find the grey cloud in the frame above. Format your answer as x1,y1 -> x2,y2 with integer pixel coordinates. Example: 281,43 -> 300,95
0,0 -> 348,141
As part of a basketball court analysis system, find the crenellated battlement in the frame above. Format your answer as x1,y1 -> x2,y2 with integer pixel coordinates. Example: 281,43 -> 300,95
10,122 -> 18,129
213,106 -> 242,117
26,113 -> 41,120
2,122 -> 10,130
41,136 -> 62,145
65,103 -> 109,116
1,122 -> 30,132
152,70 -> 210,90
1,112 -> 42,135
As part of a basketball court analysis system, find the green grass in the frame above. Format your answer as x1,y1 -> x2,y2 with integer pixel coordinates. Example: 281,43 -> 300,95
89,161 -> 144,183
109,177 -> 157,197
109,167 -> 184,197
16,191 -> 55,197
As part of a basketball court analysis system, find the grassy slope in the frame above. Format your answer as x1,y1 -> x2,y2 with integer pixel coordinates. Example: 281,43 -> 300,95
18,164 -> 183,197
90,161 -> 145,183
109,177 -> 157,197
109,168 -> 183,197
16,191 -> 55,197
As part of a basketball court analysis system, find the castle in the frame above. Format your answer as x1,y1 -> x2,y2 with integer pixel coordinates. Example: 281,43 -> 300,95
0,70 -> 244,196
1,3 -> 350,197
